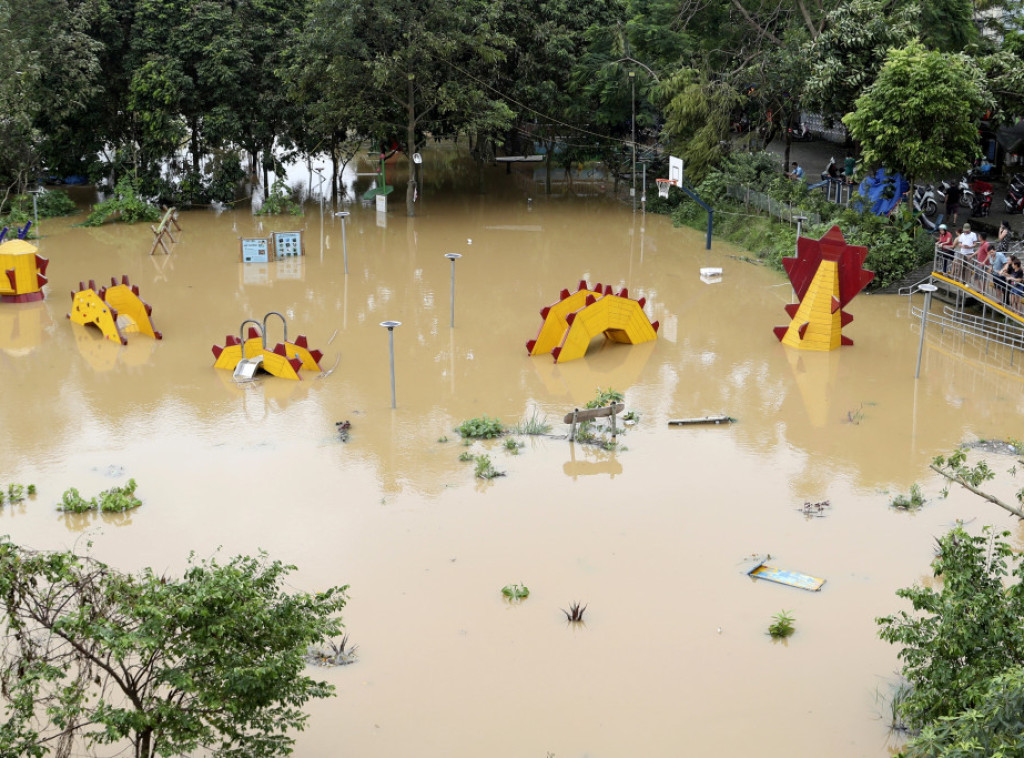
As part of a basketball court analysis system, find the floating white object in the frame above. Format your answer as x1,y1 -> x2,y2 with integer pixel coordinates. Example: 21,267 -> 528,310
700,267 -> 723,284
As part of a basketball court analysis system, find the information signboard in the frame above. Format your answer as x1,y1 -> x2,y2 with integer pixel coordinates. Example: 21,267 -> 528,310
240,238 -> 271,263
273,231 -> 304,257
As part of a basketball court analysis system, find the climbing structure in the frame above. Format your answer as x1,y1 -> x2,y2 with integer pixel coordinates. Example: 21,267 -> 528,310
773,226 -> 874,351
527,280 -> 659,363
0,239 -> 49,303
67,276 -> 162,344
212,312 -> 323,380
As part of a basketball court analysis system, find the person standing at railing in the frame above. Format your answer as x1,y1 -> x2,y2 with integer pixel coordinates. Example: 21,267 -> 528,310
953,222 -> 978,281
992,244 -> 1010,306
974,232 -> 992,292
936,223 -> 955,273
1000,256 -> 1023,311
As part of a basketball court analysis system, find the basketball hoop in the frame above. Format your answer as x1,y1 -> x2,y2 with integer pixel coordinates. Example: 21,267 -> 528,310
656,178 -> 677,199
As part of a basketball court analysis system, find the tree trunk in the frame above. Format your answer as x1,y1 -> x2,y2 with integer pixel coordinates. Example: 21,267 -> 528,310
406,73 -> 417,217
190,119 -> 201,175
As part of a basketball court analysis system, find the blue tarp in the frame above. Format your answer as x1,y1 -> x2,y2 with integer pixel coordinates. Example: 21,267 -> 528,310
857,168 -> 909,216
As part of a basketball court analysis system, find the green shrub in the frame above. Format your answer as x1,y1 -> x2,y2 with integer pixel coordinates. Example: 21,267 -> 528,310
473,455 -> 504,480
890,483 -> 926,510
58,479 -> 142,513
586,387 -> 623,409
456,416 -> 505,439
501,583 -> 530,600
256,177 -> 303,216
768,610 -> 795,638
84,177 -> 161,226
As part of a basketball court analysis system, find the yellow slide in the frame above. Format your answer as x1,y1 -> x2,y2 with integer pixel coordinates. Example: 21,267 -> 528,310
67,276 -> 162,345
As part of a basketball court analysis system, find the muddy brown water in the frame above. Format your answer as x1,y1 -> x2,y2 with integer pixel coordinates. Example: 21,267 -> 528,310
2,148 -> 1024,757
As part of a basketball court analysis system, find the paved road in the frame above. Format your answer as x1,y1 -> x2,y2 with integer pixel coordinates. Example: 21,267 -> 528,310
761,136 -> 1021,236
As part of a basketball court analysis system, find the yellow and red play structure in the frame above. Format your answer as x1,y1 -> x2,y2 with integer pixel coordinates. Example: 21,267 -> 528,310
0,239 -> 49,303
527,280 -> 659,363
773,226 -> 874,351
212,311 -> 323,380
67,276 -> 162,344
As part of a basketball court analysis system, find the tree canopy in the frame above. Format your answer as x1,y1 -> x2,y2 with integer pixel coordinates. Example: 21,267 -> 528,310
0,538 -> 348,758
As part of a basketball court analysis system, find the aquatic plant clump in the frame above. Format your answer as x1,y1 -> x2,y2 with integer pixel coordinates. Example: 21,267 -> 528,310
84,177 -> 161,226
586,387 -> 624,409
562,601 -> 587,623
890,484 -> 925,510
58,479 -> 142,514
473,455 -> 505,480
512,412 -> 552,436
1,484 -> 35,506
501,583 -> 530,600
456,416 -> 505,439
768,610 -> 795,638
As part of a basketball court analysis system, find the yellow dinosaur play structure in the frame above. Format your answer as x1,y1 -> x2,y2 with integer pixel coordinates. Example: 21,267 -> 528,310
527,280 -> 659,363
211,311 -> 323,381
67,276 -> 162,344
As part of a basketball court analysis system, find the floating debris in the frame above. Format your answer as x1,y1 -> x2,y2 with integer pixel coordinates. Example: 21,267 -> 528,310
335,420 -> 351,443
740,554 -> 826,592
798,499 -> 831,518
668,416 -> 735,426
306,634 -> 358,667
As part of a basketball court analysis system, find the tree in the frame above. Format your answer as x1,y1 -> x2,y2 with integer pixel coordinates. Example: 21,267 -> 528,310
877,526 -> 1024,729
0,538 -> 348,758
843,40 -> 992,185
659,68 -> 741,182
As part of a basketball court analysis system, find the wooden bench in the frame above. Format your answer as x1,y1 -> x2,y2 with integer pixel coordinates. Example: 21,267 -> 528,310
149,206 -> 180,255
563,403 -> 624,442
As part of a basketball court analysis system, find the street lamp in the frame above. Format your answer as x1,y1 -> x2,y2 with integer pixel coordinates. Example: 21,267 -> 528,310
915,284 -> 938,379
444,253 -> 462,328
629,70 -> 636,213
380,320 -> 402,408
334,211 -> 350,275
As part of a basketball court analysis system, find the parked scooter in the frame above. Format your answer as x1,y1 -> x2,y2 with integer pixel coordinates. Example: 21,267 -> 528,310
913,184 -> 939,217
1004,174 -> 1024,214
787,122 -> 814,142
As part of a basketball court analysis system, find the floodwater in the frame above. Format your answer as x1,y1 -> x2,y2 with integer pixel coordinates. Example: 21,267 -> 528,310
2,145 -> 1024,758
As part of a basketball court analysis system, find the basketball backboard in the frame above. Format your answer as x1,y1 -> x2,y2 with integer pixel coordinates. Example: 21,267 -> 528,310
669,156 -> 684,185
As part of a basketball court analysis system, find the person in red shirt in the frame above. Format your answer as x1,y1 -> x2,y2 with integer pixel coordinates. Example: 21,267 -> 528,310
974,232 -> 992,292
936,224 -> 954,274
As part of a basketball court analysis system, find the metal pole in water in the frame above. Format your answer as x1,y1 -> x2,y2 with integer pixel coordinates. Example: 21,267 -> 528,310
444,253 -> 462,328
915,284 -> 937,379
629,69 -> 636,213
381,321 -> 401,408
335,211 -> 350,275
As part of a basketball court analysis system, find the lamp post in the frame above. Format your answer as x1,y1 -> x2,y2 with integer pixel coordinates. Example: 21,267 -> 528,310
444,253 -> 462,328
334,211 -> 350,275
380,321 -> 402,408
915,284 -> 938,379
629,69 -> 636,213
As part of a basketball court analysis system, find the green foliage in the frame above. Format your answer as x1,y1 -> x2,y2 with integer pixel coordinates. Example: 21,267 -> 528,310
437,435 -> 449,443
256,177 -> 304,216
2,484 -> 32,506
659,68 -> 740,183
890,483 -> 926,510
511,411 -> 552,436
3,189 -> 77,220
456,415 -> 505,439
473,454 -> 505,480
899,667 -> 1024,757
0,538 -> 348,758
84,177 -> 160,226
458,451 -> 474,462
501,583 -> 530,600
877,527 -> 1024,728
844,41 -> 993,183
586,387 -> 624,409
503,437 -> 523,454
768,610 -> 795,639
57,478 -> 141,514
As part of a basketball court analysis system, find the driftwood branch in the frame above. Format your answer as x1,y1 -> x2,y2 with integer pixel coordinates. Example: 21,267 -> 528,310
929,464 -> 1024,520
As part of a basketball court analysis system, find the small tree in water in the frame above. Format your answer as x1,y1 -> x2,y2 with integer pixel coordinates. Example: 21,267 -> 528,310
0,538 -> 348,758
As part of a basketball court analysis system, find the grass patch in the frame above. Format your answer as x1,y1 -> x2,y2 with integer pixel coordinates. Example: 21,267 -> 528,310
890,483 -> 925,510
511,411 -> 552,436
473,454 -> 505,480
768,610 -> 795,639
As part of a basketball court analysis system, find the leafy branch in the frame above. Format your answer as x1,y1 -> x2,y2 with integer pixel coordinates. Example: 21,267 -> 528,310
930,448 -> 1024,520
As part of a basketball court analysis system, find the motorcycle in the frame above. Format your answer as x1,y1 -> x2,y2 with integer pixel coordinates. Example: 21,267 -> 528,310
1004,174 -> 1024,214
938,171 -> 992,218
913,184 -> 939,217
787,122 -> 814,142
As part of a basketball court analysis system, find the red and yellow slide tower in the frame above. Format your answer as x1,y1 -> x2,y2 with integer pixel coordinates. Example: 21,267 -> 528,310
773,226 -> 874,351
527,280 -> 659,363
